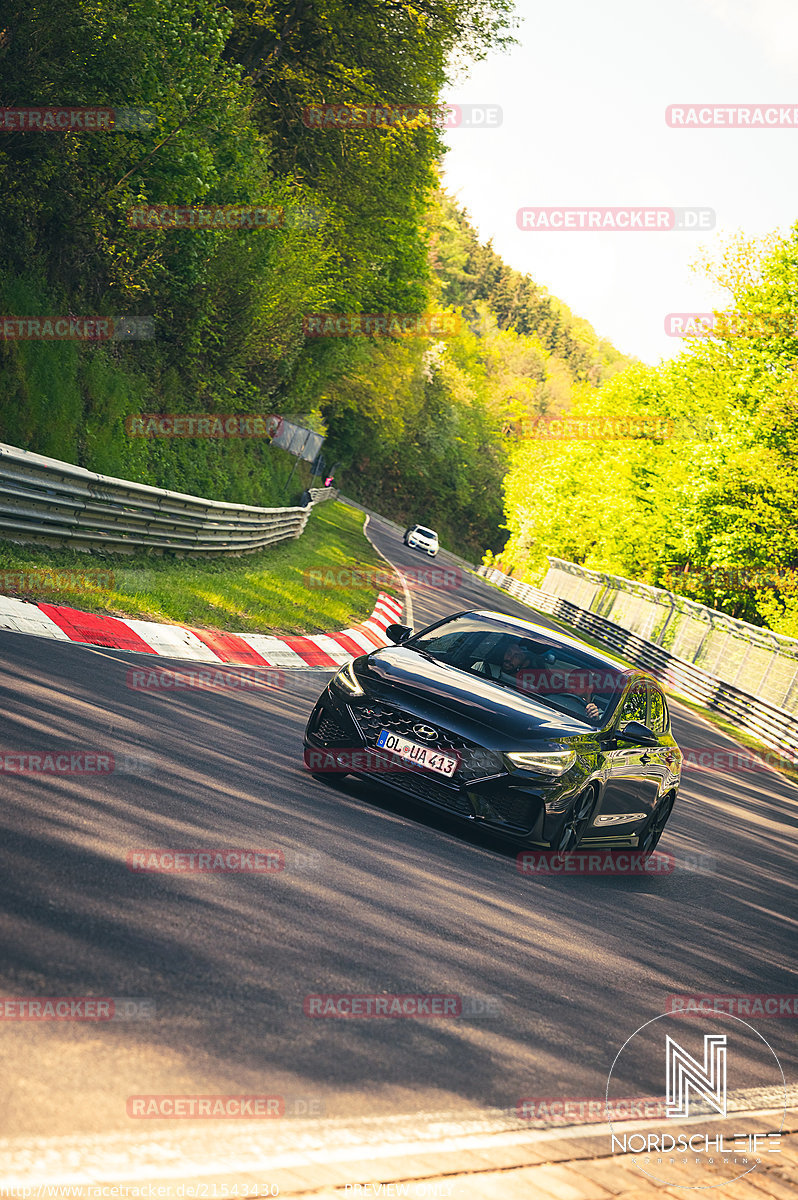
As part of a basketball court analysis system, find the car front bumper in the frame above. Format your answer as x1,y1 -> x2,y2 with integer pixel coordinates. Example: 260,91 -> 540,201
302,687 -> 605,847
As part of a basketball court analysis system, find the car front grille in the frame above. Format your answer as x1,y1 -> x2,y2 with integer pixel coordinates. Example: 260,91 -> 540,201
474,786 -> 540,832
350,700 -> 504,783
313,711 -> 352,746
360,760 -> 474,817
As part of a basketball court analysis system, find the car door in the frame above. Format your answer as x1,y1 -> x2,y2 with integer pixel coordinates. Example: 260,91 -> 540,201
595,681 -> 661,834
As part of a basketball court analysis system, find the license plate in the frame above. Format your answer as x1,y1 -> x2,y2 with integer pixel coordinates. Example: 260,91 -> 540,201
376,730 -> 459,778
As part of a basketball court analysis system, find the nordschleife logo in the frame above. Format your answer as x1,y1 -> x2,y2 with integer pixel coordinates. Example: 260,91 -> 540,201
666,1033 -> 727,1118
606,1012 -> 786,1189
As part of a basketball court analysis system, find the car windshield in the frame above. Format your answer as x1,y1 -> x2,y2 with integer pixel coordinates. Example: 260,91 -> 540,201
409,614 -> 628,722
415,527 -> 436,538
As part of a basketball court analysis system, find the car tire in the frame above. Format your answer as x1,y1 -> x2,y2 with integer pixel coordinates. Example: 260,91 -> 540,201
556,785 -> 599,853
637,792 -> 676,856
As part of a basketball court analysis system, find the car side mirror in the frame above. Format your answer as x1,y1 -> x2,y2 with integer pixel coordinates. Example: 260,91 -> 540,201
385,623 -> 413,644
616,720 -> 660,747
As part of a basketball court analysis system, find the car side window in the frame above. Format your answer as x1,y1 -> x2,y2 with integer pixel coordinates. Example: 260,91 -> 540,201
648,685 -> 666,734
648,686 -> 667,729
619,682 -> 647,725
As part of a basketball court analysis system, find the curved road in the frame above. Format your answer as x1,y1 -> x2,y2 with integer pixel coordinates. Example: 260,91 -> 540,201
0,513 -> 795,1163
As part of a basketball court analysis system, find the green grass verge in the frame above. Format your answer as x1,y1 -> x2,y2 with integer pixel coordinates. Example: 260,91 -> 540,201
0,502 -> 398,635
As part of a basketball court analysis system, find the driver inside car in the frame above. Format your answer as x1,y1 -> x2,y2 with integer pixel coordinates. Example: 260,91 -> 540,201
472,641 -> 610,721
549,684 -> 605,721
541,665 -> 611,721
471,638 -> 535,688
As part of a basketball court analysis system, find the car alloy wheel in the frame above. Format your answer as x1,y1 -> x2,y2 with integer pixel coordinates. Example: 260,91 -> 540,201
556,785 -> 598,853
637,792 -> 676,856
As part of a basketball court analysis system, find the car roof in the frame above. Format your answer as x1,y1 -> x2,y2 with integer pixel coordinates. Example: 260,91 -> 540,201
451,609 -> 637,675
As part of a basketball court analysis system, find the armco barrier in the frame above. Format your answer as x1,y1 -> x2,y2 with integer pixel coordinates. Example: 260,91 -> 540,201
0,442 -> 338,555
478,564 -> 798,767
541,557 -> 798,713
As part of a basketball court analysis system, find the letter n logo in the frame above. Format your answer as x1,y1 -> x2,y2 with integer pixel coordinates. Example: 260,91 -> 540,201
666,1034 -> 727,1118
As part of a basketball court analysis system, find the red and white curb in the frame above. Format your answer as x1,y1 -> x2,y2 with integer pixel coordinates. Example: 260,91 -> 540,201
0,591 -> 404,668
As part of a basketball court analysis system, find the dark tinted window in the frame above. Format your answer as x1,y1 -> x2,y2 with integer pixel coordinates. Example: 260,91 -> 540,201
648,685 -> 666,734
619,682 -> 647,724
415,527 -> 436,538
411,615 -> 628,719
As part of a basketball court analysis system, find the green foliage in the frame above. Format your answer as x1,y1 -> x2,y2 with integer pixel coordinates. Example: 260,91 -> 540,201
500,229 -> 798,637
319,195 -> 633,558
0,0 -> 631,563
430,193 -> 631,387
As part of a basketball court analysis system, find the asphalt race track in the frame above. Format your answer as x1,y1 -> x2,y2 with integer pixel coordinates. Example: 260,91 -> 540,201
0,514 -> 796,1152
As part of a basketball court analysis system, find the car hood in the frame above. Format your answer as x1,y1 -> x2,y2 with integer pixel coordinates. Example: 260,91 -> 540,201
357,646 -> 590,745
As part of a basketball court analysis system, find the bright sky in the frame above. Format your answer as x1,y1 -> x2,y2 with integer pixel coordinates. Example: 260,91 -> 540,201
441,0 -> 798,364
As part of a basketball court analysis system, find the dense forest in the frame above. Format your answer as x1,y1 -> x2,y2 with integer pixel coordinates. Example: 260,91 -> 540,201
2,1 -> 796,634
499,231 -> 798,637
0,0 -> 627,557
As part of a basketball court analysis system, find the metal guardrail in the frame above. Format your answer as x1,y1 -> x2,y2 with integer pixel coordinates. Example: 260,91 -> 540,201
541,557 -> 798,714
306,487 -> 339,506
478,565 -> 798,766
0,442 -> 338,555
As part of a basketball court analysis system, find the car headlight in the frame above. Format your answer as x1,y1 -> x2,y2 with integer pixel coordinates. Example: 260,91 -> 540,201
331,660 -> 364,697
505,750 -> 576,776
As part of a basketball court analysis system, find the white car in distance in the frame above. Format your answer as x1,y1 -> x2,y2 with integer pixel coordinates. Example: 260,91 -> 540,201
403,524 -> 439,556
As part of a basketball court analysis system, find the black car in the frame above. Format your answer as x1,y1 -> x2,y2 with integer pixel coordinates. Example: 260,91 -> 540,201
303,610 -> 682,853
